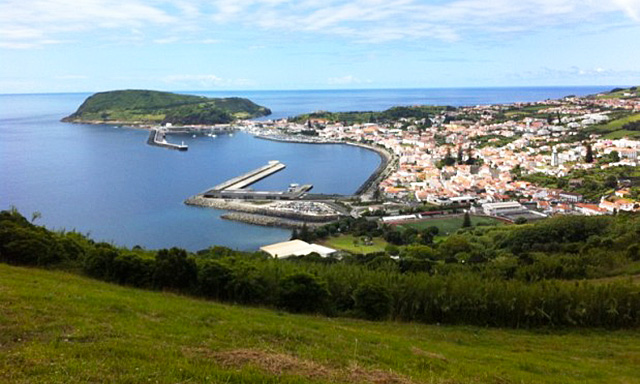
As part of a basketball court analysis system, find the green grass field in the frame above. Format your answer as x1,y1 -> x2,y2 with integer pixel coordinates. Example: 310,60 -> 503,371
321,234 -> 388,254
585,113 -> 640,139
1,264 -> 640,383
397,215 -> 505,235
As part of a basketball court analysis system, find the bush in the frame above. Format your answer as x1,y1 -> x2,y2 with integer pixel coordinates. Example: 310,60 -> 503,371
112,253 -> 154,287
278,272 -> 329,313
227,263 -> 268,304
153,248 -> 197,291
354,282 -> 392,320
83,244 -> 119,279
197,259 -> 232,300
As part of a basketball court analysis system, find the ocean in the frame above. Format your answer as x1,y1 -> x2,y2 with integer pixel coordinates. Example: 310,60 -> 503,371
0,86 -> 613,250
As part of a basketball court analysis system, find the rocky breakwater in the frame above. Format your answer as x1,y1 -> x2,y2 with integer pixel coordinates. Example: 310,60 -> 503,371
185,196 -> 343,228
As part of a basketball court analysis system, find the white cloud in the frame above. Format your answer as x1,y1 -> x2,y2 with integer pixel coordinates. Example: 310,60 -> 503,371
163,74 -> 256,88
0,0 -> 175,48
327,75 -> 371,85
55,75 -> 89,80
154,37 -> 180,44
1,0 -> 639,49
512,66 -> 640,81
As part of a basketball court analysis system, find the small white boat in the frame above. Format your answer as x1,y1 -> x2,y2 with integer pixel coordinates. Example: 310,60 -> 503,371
192,134 -> 196,138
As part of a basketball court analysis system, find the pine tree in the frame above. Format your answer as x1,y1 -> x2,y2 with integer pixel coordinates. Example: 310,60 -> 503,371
585,143 -> 594,163
462,212 -> 472,228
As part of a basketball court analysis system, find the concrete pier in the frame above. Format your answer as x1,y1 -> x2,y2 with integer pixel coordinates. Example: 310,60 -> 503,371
147,129 -> 188,151
212,161 -> 285,191
200,161 -> 313,200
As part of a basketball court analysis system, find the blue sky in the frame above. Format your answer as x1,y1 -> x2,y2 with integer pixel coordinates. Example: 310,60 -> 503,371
1,0 -> 640,93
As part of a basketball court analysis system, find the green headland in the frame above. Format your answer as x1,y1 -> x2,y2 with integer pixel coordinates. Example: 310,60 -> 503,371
62,89 -> 272,125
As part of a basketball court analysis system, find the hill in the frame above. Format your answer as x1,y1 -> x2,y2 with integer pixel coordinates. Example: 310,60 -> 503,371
62,90 -> 271,125
2,264 -> 640,384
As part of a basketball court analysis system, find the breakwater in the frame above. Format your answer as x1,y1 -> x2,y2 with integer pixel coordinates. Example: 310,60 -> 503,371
147,129 -> 188,151
220,212 -> 325,228
185,196 -> 342,222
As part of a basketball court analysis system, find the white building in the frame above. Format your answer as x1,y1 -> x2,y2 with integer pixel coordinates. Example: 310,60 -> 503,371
260,240 -> 337,258
482,201 -> 525,216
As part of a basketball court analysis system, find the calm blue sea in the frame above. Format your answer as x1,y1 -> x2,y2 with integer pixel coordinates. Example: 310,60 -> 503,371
0,86 -> 613,250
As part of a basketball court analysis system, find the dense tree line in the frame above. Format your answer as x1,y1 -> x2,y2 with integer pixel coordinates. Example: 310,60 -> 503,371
1,208 -> 639,328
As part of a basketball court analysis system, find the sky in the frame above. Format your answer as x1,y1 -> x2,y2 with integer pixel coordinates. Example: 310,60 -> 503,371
1,0 -> 640,93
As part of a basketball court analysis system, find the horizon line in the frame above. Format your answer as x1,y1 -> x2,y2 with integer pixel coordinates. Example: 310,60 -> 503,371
0,84 -> 632,97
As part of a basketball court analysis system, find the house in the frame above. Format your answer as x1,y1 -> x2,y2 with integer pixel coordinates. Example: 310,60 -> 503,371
575,203 -> 608,216
559,192 -> 583,203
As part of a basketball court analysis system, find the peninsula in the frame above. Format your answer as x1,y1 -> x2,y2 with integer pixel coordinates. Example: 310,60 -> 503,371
62,89 -> 271,125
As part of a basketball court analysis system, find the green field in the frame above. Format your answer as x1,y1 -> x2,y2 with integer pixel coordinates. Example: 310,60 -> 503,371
321,234 -> 388,254
397,215 -> 505,235
1,264 -> 640,383
585,113 -> 640,139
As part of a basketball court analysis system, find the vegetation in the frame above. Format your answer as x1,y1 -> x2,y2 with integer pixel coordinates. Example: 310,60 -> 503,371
321,234 -> 388,254
519,165 -> 640,201
2,208 -> 640,330
62,89 -> 271,125
396,215 -> 504,235
3,264 -> 640,383
586,112 -> 640,139
290,105 -> 452,125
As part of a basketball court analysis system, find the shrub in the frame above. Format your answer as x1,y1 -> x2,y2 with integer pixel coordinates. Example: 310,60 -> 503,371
83,244 -> 119,279
277,272 -> 329,313
112,253 -> 154,287
197,259 -> 232,300
153,248 -> 197,291
354,282 -> 392,320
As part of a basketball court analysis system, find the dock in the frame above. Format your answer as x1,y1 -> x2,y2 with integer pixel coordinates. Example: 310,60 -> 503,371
213,160 -> 285,191
202,161 -> 312,200
147,129 -> 188,151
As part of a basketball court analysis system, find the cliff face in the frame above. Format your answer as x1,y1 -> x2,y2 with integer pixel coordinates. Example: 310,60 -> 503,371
62,89 -> 271,125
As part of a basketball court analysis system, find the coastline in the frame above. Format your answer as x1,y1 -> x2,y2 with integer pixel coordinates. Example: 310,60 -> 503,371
252,133 -> 395,198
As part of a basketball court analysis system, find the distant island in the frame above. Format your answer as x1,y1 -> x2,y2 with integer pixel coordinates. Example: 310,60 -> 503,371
62,89 -> 271,126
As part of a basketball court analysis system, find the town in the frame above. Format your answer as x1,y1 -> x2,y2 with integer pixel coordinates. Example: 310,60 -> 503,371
236,87 -> 640,222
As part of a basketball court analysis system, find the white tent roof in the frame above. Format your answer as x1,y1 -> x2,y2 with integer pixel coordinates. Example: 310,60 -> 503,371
260,239 -> 336,258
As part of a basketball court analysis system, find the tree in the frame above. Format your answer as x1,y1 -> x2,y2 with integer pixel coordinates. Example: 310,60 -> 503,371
153,247 -> 197,291
604,175 -> 618,189
443,148 -> 456,167
354,282 -> 392,320
610,150 -> 620,163
290,228 -> 299,240
457,146 -> 464,164
462,212 -> 472,228
198,259 -> 232,300
278,272 -> 329,313
30,211 -> 41,223
585,144 -> 594,163
515,217 -> 528,225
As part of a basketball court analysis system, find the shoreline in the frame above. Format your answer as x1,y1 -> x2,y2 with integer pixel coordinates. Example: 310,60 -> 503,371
252,133 -> 395,198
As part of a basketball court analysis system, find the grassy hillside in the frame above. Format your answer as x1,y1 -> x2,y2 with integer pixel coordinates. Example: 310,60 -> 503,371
62,89 -> 271,125
2,264 -> 640,384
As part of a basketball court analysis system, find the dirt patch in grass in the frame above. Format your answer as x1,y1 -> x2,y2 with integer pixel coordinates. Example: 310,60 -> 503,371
411,347 -> 448,361
210,348 -> 413,383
